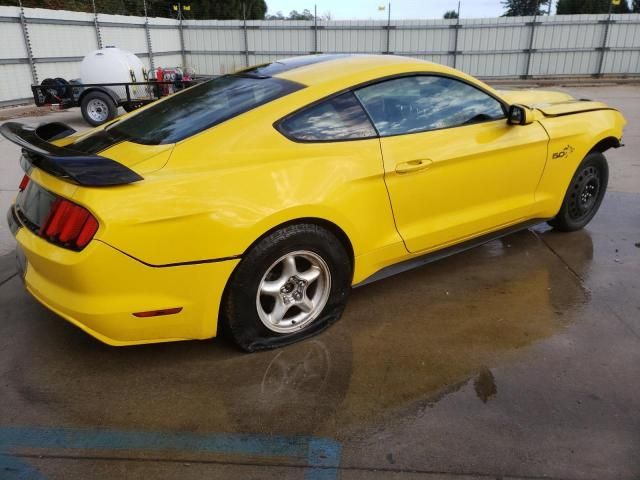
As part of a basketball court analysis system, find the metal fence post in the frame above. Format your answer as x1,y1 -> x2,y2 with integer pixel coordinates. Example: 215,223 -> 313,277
523,14 -> 538,78
242,2 -> 249,67
451,23 -> 461,69
597,13 -> 613,77
313,4 -> 318,54
143,0 -> 155,71
385,2 -> 391,54
178,13 -> 186,68
451,1 -> 461,69
91,0 -> 103,49
18,0 -> 37,85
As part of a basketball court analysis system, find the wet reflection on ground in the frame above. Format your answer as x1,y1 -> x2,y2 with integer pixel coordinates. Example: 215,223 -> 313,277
1,192 -> 639,479
0,225 -> 587,436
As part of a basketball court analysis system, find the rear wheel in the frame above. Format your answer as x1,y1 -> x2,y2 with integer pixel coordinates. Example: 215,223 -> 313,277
548,151 -> 608,232
222,223 -> 351,352
80,91 -> 117,126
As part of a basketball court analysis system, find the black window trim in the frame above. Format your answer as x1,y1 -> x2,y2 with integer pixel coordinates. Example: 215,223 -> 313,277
103,74 -> 306,146
275,90 -> 379,144
273,71 -> 509,144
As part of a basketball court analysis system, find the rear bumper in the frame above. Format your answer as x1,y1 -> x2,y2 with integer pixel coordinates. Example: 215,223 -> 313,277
10,206 -> 239,345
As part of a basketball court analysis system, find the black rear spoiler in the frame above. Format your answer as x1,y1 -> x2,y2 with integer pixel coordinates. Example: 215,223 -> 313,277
0,121 -> 143,186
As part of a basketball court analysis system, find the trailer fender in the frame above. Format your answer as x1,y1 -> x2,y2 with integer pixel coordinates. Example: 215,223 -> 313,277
78,86 -> 120,105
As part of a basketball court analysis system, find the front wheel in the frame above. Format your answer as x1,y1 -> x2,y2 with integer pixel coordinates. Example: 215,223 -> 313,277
548,151 -> 608,232
222,224 -> 352,352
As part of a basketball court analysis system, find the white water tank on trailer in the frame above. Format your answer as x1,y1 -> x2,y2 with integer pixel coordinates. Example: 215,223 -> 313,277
80,47 -> 147,99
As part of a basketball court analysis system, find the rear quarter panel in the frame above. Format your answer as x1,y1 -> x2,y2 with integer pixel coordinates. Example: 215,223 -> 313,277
73,100 -> 402,283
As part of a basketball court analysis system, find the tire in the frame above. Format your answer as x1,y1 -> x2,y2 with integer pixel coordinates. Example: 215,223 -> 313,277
548,151 -> 608,232
123,102 -> 144,113
41,77 -> 70,103
222,223 -> 352,352
54,77 -> 70,97
80,91 -> 117,126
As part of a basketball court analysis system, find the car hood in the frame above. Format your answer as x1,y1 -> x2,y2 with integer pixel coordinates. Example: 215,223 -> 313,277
498,89 -> 612,116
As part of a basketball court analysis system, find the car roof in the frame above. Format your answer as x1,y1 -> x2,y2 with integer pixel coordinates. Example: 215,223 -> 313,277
252,54 -> 456,87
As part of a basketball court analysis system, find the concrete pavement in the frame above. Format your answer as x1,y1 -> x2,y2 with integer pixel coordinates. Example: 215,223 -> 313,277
0,87 -> 639,479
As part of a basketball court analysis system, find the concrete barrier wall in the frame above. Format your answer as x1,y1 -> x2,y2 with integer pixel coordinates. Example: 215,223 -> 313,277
1,6 -> 639,105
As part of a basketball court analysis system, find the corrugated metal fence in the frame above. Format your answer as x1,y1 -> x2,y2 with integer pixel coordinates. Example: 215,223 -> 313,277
1,5 -> 640,106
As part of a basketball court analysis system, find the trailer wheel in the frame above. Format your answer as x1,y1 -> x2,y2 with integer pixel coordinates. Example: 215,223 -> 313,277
81,91 -> 117,126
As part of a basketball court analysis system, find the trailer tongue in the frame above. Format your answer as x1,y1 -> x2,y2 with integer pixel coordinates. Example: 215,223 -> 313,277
0,122 -> 143,186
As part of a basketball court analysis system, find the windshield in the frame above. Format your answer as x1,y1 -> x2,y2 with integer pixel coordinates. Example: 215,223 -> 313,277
103,75 -> 303,145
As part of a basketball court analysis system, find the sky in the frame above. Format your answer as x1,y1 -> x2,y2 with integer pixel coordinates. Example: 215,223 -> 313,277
265,0 -> 515,20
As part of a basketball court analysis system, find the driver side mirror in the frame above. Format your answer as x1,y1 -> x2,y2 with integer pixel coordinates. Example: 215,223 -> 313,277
507,104 -> 534,125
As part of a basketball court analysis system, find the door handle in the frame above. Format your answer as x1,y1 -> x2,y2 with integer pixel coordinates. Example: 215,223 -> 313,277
395,159 -> 433,174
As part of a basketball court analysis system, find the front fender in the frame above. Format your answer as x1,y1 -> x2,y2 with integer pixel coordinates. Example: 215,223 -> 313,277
534,108 -> 625,217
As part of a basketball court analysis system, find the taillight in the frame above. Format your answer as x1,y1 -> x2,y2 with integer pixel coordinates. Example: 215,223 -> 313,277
40,198 -> 99,250
18,174 -> 29,191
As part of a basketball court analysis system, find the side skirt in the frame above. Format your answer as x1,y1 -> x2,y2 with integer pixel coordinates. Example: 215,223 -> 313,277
353,218 -> 548,288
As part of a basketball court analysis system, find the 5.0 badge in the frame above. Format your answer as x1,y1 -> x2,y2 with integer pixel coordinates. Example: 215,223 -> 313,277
552,145 -> 575,159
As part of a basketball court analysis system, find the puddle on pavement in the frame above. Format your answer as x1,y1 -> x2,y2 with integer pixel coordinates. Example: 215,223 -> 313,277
473,368 -> 497,403
0,228 -> 590,439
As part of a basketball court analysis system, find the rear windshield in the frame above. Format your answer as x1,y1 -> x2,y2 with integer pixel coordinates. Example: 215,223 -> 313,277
105,75 -> 303,145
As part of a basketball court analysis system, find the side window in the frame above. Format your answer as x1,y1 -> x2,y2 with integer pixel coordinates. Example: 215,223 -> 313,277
278,92 -> 377,141
354,75 -> 505,137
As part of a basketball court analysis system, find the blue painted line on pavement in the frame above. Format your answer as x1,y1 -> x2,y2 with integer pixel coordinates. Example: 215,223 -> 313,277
0,426 -> 341,480
0,452 -> 47,480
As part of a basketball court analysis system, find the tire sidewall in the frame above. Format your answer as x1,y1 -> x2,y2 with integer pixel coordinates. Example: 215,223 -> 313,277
553,152 -> 608,231
123,102 -> 143,113
81,92 -> 117,126
223,224 -> 351,352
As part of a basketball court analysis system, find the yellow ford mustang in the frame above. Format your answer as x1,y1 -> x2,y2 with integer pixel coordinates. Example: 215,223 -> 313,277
4,55 -> 625,351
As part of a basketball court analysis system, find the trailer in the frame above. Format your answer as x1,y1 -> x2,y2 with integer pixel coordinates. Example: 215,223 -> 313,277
31,77 -> 203,127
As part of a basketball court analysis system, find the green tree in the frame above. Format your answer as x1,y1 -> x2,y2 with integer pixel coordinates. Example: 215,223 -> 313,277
634,0 -> 640,12
286,8 -> 314,20
556,0 -> 631,13
443,9 -> 459,18
265,10 -> 285,19
501,0 -> 550,16
187,0 -> 267,19
265,8 -> 333,20
0,0 -> 268,19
